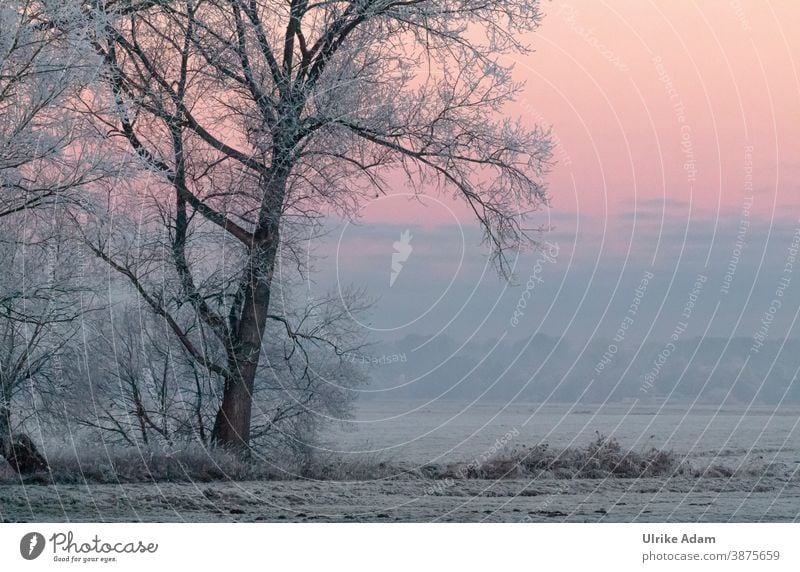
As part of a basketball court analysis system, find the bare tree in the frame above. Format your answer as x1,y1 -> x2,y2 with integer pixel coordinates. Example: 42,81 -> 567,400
0,224 -> 88,473
0,0 -> 105,218
76,0 -> 551,452
0,0 -> 103,472
60,283 -> 368,459
66,304 -> 197,447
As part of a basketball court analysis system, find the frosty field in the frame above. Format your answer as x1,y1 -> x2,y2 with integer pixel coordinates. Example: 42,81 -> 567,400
3,476 -> 799,523
325,401 -> 800,467
2,401 -> 799,522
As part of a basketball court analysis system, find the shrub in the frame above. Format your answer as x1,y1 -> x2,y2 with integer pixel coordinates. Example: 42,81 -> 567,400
441,433 -> 691,480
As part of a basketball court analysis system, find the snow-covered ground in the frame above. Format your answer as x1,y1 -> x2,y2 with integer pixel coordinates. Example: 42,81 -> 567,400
325,401 -> 800,468
3,476 -> 799,522
2,401 -> 799,522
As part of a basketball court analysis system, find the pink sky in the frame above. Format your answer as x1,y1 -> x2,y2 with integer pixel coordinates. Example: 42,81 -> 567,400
317,1 -> 800,342
361,0 -> 800,231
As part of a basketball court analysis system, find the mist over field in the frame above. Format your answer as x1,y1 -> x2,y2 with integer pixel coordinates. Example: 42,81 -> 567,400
358,335 -> 800,405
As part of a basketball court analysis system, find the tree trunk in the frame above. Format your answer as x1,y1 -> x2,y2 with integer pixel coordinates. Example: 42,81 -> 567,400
211,166 -> 287,452
1,401 -> 48,474
211,241 -> 279,451
5,434 -> 48,474
0,403 -> 11,461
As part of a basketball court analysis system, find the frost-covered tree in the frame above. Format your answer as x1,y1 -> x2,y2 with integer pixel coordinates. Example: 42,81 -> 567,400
0,0 -> 104,217
0,224 -> 88,472
64,290 -> 367,456
79,0 -> 552,451
0,0 -> 102,472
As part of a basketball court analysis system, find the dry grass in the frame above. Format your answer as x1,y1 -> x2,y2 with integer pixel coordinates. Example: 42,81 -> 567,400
0,434 -> 774,484
1,443 -> 287,484
296,451 -> 402,481
439,433 -> 690,480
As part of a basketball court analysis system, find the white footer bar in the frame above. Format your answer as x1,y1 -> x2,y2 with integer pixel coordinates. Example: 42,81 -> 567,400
1,523 -> 798,571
